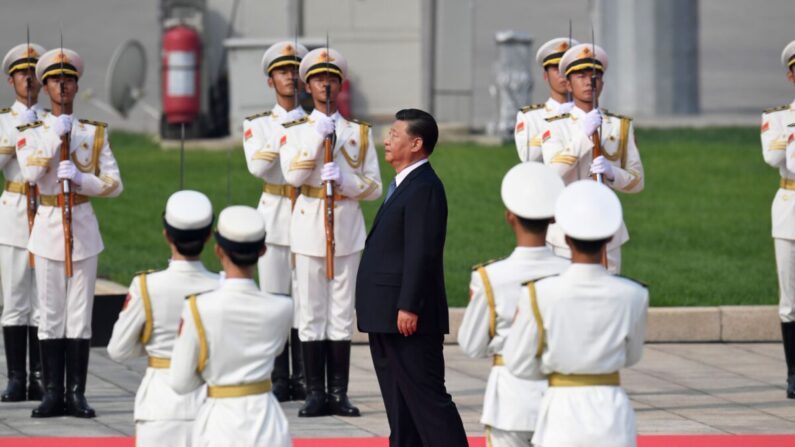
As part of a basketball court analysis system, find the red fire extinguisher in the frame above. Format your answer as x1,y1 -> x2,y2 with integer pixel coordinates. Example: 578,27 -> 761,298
162,25 -> 201,124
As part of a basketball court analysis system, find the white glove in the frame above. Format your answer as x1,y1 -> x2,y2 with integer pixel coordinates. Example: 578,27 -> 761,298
581,109 -> 602,136
53,114 -> 73,137
557,101 -> 575,114
284,107 -> 304,123
314,114 -> 335,137
321,162 -> 341,185
20,108 -> 38,125
57,160 -> 83,185
590,155 -> 615,181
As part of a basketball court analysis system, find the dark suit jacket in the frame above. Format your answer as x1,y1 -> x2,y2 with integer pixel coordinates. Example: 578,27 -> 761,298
356,162 -> 450,334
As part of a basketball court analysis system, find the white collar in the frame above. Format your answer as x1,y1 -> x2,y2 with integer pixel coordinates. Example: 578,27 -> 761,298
394,158 -> 429,187
545,97 -> 561,110
310,109 -> 341,123
272,103 -> 288,117
11,100 -> 42,114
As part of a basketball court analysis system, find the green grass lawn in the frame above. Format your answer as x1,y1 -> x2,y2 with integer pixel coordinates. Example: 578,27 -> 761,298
10,127 -> 779,307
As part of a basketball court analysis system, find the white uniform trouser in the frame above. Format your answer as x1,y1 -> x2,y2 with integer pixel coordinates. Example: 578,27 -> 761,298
0,245 -> 38,326
258,243 -> 298,328
487,426 -> 534,447
136,420 -> 192,447
294,251 -> 360,341
776,238 -> 795,322
35,255 -> 97,340
552,245 -> 622,274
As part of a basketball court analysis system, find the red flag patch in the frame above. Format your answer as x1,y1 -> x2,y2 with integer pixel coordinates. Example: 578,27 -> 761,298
16,138 -> 26,149
279,134 -> 287,147
122,293 -> 132,310
178,318 -> 184,336
761,121 -> 770,133
515,121 -> 525,133
789,133 -> 794,144
244,128 -> 253,141
542,130 -> 551,143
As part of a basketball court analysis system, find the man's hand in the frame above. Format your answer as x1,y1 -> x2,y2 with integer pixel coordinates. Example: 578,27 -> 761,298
53,114 -> 73,137
57,160 -> 83,185
581,109 -> 602,136
321,162 -> 342,185
314,114 -> 335,137
590,155 -> 615,181
397,310 -> 418,337
20,108 -> 38,125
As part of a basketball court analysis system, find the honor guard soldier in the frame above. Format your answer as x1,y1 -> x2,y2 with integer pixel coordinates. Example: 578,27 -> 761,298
514,37 -> 579,162
0,42 -> 47,403
504,180 -> 648,447
459,162 -> 569,447
540,43 -> 644,273
107,190 -> 219,446
16,48 -> 123,418
243,40 -> 308,403
170,206 -> 293,447
767,40 -> 795,399
280,47 -> 382,417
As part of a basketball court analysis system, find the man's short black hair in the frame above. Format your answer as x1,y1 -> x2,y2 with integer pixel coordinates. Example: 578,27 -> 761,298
225,250 -> 260,267
173,239 -> 206,257
516,217 -> 552,235
569,237 -> 611,255
395,108 -> 438,155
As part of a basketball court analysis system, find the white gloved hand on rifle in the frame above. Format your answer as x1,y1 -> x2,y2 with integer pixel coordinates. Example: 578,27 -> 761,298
314,114 -> 335,138
557,101 -> 575,114
321,161 -> 341,186
57,160 -> 83,185
20,108 -> 38,125
581,109 -> 602,136
53,114 -> 73,137
590,155 -> 615,181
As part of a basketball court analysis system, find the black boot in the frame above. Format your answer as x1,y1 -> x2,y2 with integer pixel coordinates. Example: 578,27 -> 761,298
289,329 -> 306,401
326,340 -> 360,417
31,338 -> 66,417
298,340 -> 327,417
272,340 -> 291,402
27,327 -> 44,401
782,322 -> 795,399
65,339 -> 95,418
1,326 -> 28,402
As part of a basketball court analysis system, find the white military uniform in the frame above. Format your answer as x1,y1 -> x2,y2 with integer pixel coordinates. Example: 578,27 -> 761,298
243,104 -> 304,299
0,101 -> 47,326
107,261 -> 219,447
459,248 -> 569,447
16,112 -> 122,339
170,278 -> 293,447
762,102 -> 795,322
514,99 -> 563,162
280,108 -> 382,341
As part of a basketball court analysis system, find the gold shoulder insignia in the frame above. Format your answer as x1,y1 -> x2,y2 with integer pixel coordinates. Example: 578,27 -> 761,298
617,275 -> 649,288
282,116 -> 309,128
603,110 -> 633,121
764,105 -> 790,114
16,121 -> 43,131
520,103 -> 545,113
0,108 -> 10,114
350,118 -> 372,128
788,123 -> 795,127
544,113 -> 570,122
78,119 -> 108,128
245,110 -> 272,121
521,274 -> 560,286
471,256 -> 507,271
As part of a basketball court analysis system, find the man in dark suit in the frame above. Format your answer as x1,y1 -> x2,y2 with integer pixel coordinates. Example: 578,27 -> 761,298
356,109 -> 468,447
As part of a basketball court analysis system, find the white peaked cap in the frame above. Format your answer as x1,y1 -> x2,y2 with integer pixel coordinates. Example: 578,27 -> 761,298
554,180 -> 622,240
501,162 -> 565,219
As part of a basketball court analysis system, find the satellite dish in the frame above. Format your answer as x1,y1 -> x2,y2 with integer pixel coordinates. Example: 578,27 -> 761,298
106,39 -> 151,118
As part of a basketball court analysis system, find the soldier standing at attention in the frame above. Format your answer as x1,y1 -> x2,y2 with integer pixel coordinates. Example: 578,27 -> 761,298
767,40 -> 795,399
107,190 -> 219,446
242,40 -> 308,402
170,206 -> 293,447
540,43 -> 644,273
0,42 -> 47,403
504,180 -> 648,447
280,47 -> 382,417
514,37 -> 579,162
459,162 -> 569,447
16,48 -> 123,418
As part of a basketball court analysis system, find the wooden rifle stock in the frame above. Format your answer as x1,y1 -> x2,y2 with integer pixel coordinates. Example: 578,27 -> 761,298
60,133 -> 74,277
323,134 -> 335,280
591,128 -> 609,269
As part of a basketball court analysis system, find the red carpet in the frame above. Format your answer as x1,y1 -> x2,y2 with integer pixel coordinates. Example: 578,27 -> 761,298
1,436 -> 795,446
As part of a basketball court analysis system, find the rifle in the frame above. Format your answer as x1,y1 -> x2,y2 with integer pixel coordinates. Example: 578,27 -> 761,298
566,19 -> 573,103
323,33 -> 335,280
289,23 -> 300,212
58,29 -> 74,277
589,28 -> 608,268
25,25 -> 37,268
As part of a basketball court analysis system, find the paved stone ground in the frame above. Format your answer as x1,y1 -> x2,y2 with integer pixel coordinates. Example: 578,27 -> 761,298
0,341 -> 794,438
